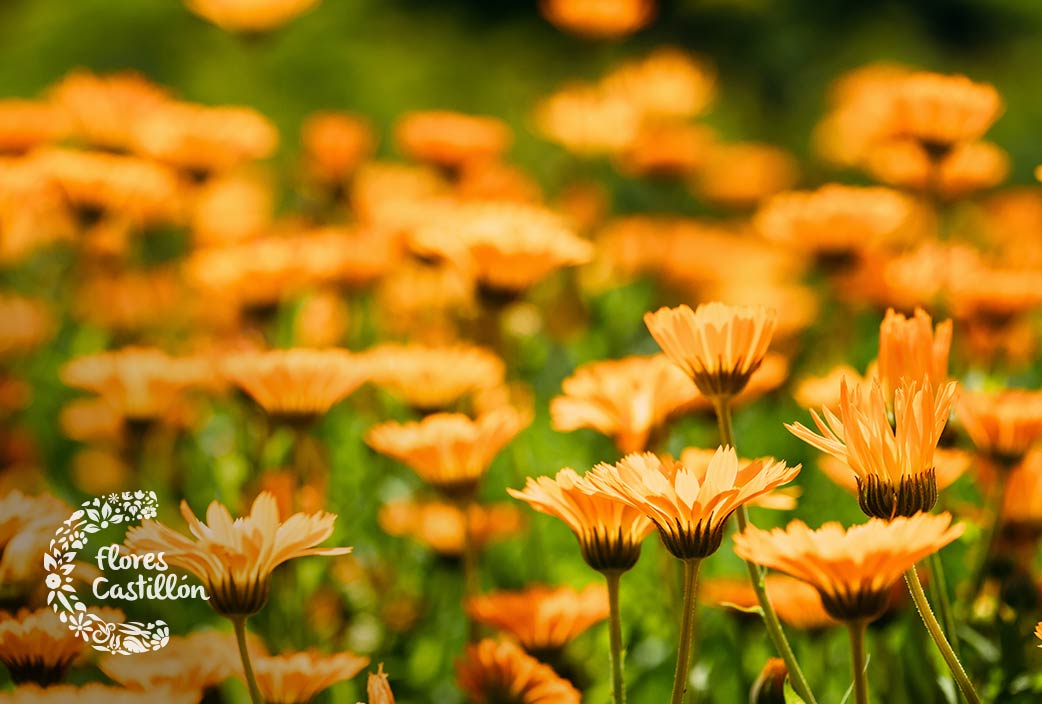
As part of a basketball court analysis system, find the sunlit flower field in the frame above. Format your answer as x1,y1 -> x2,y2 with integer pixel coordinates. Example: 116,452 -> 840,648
3,0 -> 1042,702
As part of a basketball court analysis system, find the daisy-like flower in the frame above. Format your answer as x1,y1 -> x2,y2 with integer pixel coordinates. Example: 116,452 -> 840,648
395,111 -> 512,170
0,101 -> 69,153
252,650 -> 369,704
466,584 -> 609,655
539,0 -> 655,38
701,575 -> 838,631
377,499 -> 523,556
1035,622 -> 1042,646
0,684 -> 199,704
550,354 -> 700,454
509,468 -> 653,572
733,513 -> 963,622
693,142 -> 798,209
456,639 -> 581,704
644,302 -> 776,401
221,348 -> 369,424
362,665 -> 395,704
818,447 -> 969,499
124,492 -> 351,617
362,343 -> 504,411
957,389 -> 1042,465
48,70 -> 169,152
0,607 -> 124,685
889,72 -> 1002,154
601,48 -> 716,121
793,364 -> 869,412
0,296 -> 53,358
751,659 -> 789,704
877,307 -> 952,401
0,490 -> 73,584
533,83 -> 642,157
300,111 -> 374,183
183,0 -> 320,32
788,377 -> 956,519
100,629 -> 260,691
679,447 -> 800,510
583,448 -> 800,559
366,408 -> 529,501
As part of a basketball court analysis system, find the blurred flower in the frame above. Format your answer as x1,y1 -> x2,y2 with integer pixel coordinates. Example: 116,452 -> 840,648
1036,622 -> 1042,645
693,143 -> 798,209
252,650 -> 369,704
363,343 -> 504,411
455,160 -> 542,203
466,584 -> 609,654
957,389 -> 1042,463
184,0 -> 320,32
534,84 -> 641,156
678,447 -> 800,510
456,639 -> 581,704
190,171 -> 273,246
366,408 -> 529,500
866,140 -> 1009,198
0,490 -> 70,584
125,492 -> 351,617
301,111 -> 374,183
583,448 -> 800,559
350,161 -> 448,226
550,354 -> 699,453
616,122 -> 715,178
788,378 -> 956,518
889,72 -> 1002,152
509,468 -> 653,573
71,448 -> 128,495
364,665 -> 395,704
0,158 -> 75,264
48,70 -> 169,151
221,348 -> 368,422
72,269 -> 189,334
293,290 -> 349,349
750,658 -> 788,704
0,101 -> 69,153
998,448 -> 1042,543
539,0 -> 655,38
0,607 -> 124,685
378,499 -> 524,556
0,296 -> 53,358
644,302 -> 776,400
255,470 -> 326,519
877,307 -> 952,401
701,575 -> 838,631
818,447 -> 970,498
794,364 -> 868,411
395,111 -> 512,170
375,260 -> 475,341
733,513 -> 963,622
0,684 -> 199,704
99,629 -> 256,691
601,48 -> 715,121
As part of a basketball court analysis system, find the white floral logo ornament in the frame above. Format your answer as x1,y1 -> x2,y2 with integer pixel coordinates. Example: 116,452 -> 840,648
44,490 -> 170,655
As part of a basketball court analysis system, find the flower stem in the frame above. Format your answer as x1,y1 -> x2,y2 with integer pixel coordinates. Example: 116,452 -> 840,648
905,566 -> 980,704
604,570 -> 626,704
927,551 -> 962,661
233,617 -> 263,704
848,620 -> 869,704
712,398 -> 818,704
671,558 -> 701,704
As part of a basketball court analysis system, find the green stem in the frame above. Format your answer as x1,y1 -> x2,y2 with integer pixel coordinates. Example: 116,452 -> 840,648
605,570 -> 626,704
671,558 -> 701,704
233,617 -> 263,704
848,620 -> 869,704
712,398 -> 818,704
905,566 -> 981,704
927,551 -> 962,663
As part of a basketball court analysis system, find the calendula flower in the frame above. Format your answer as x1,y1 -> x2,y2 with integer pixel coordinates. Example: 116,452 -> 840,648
0,158 -> 75,264
870,140 -> 1009,198
378,499 -> 523,556
550,354 -> 700,453
456,639 -> 581,704
0,491 -> 70,584
350,161 -> 448,225
601,48 -> 716,121
750,658 -> 789,704
539,0 -> 655,38
0,296 -> 53,358
466,584 -> 609,654
48,70 -> 169,151
60,398 -> 123,444
509,467 -> 654,571
818,447 -> 970,498
252,650 -> 369,704
996,448 -> 1042,545
300,112 -> 374,183
0,607 -> 124,685
395,111 -> 512,170
100,629 -> 261,691
184,0 -> 320,32
701,575 -> 838,631
693,142 -> 798,209
72,269 -> 191,335
957,389 -> 1042,463
124,492 -> 352,617
533,84 -> 642,157
889,72 -> 1002,152
1035,621 -> 1042,645
190,171 -> 273,246
794,365 -> 869,412
0,101 -> 69,153
788,377 -> 956,518
456,160 -> 542,204
616,122 -> 715,178
733,513 -> 963,622
0,684 -> 199,704
644,302 -> 776,400
221,348 -> 368,422
679,447 -> 800,510
362,343 -> 504,411
583,448 -> 800,559
877,307 -> 952,400
367,408 -> 529,500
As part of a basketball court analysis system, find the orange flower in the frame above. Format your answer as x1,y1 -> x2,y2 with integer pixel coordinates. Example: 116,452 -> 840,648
701,575 -> 838,631
71,449 -> 129,497
293,290 -> 349,349
395,111 -> 512,169
190,171 -> 273,246
59,398 -> 123,444
72,269 -> 192,334
183,0 -> 320,32
0,158 -> 75,264
793,364 -> 868,411
889,72 -> 1002,151
365,664 -> 395,703
456,160 -> 542,204
0,101 -> 69,153
733,513 -> 963,622
0,684 -> 199,704
583,448 -> 800,559
539,0 -> 655,38
362,343 -> 504,411
601,48 -> 715,121
124,492 -> 351,617
1035,621 -> 1042,645
48,70 -> 169,151
350,161 -> 448,226
466,584 -> 609,653
533,84 -> 641,157
456,639 -> 581,704
678,447 -> 800,510
221,348 -> 368,421
644,302 -> 776,400
0,296 -> 53,358
0,491 -> 70,584
0,607 -> 124,685
252,650 -> 369,704
998,448 -> 1042,537
616,122 -> 715,178
693,142 -> 798,209
877,307 -> 952,400
301,111 -> 374,182
957,389 -> 1042,463
550,354 -> 699,453
509,468 -> 653,572
751,658 -> 789,704
375,260 -> 475,342
754,184 -> 913,258
367,408 -> 529,499
818,448 -> 970,498
378,499 -> 523,556
100,629 -> 259,691
866,139 -> 1009,198
788,377 -> 956,518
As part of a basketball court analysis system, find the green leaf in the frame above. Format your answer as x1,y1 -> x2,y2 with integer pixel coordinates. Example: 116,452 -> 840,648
783,679 -> 807,704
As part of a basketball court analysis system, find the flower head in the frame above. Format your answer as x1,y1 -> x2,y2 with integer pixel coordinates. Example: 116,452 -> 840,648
679,447 -> 800,510
733,513 -> 963,622
364,664 -> 395,703
301,111 -> 374,183
0,684 -> 199,704
644,302 -> 776,399
395,111 -> 511,169
378,499 -> 523,556
818,447 -> 969,499
0,296 -> 53,359
456,639 -> 581,704
890,72 -> 1002,151
100,629 -> 261,691
253,650 -> 369,704
539,0 -> 655,38
877,307 -> 952,401
583,448 -> 800,559
0,491 -> 70,584
0,607 -> 125,685
184,0 -> 321,32
124,492 -> 351,617
362,343 -> 504,411
701,575 -> 838,631
957,389 -> 1042,464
